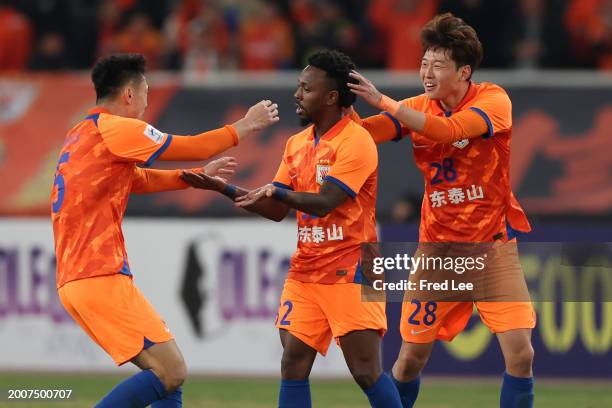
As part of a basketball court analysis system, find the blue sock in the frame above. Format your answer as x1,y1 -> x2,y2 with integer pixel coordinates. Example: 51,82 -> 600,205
392,375 -> 420,408
152,386 -> 182,407
96,369 -> 166,407
278,379 -> 311,408
363,372 -> 403,408
500,372 -> 534,408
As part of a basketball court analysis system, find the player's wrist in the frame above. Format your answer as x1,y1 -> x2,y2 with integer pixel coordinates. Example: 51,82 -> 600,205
379,94 -> 402,116
222,183 -> 237,198
231,118 -> 254,140
272,186 -> 288,201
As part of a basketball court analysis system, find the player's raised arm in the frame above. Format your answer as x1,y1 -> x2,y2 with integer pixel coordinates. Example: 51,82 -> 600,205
345,106 -> 408,144
131,156 -> 237,194
158,100 -> 279,161
348,70 -> 489,143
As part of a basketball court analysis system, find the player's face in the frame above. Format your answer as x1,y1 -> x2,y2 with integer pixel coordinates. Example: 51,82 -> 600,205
126,75 -> 148,119
294,66 -> 337,126
420,48 -> 470,101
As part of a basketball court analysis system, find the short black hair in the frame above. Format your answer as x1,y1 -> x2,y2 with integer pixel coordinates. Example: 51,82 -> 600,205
421,13 -> 483,79
91,54 -> 146,102
307,50 -> 357,108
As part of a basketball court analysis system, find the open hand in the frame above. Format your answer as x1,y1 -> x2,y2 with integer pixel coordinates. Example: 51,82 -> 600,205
348,70 -> 383,109
203,156 -> 237,182
234,184 -> 276,207
180,170 -> 226,191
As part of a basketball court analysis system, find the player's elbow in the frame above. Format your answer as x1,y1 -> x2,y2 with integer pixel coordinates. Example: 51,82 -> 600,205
270,213 -> 286,222
312,206 -> 333,218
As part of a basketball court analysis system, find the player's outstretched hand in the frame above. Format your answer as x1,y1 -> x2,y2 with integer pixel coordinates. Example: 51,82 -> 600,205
202,156 -> 237,182
180,170 -> 226,191
233,100 -> 280,140
347,70 -> 383,109
234,184 -> 276,207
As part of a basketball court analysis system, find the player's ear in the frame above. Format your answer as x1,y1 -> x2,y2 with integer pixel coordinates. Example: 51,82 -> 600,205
122,86 -> 133,105
328,90 -> 339,106
460,65 -> 471,81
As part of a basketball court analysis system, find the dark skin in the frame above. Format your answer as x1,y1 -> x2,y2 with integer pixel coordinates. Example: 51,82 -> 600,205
181,65 -> 384,390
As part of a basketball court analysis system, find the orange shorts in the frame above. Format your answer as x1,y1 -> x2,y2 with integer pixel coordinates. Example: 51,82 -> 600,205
401,240 -> 536,342
275,278 -> 387,355
400,301 -> 536,343
58,274 -> 174,365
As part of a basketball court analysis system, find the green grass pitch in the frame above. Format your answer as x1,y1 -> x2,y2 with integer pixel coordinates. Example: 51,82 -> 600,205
1,373 -> 611,407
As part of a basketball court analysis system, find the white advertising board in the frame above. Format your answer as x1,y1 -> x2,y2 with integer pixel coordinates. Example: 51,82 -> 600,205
0,218 -> 349,376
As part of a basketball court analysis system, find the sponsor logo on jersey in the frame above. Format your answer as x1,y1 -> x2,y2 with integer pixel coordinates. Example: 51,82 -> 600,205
144,124 -> 165,144
452,139 -> 470,149
316,164 -> 331,185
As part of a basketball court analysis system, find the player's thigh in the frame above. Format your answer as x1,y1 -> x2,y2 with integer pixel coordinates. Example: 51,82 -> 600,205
400,300 -> 473,343
58,285 -> 104,347
59,274 -> 174,365
317,283 -> 387,340
276,279 -> 332,356
279,329 -> 318,379
475,301 -> 536,333
478,241 -> 531,302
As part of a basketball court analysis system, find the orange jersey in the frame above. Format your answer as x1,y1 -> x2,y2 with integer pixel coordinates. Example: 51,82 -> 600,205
273,116 -> 378,283
51,107 -> 174,288
358,82 -> 531,242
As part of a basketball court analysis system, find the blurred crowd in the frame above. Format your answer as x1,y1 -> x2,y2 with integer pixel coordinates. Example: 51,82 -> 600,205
1,0 -> 611,72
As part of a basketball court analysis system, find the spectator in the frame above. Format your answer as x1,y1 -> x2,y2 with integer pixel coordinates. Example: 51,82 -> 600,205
105,12 -> 165,69
368,0 -> 439,70
565,0 -> 612,70
182,4 -> 233,73
0,0 -> 33,70
290,1 -> 358,67
391,193 -> 422,224
29,32 -> 70,70
238,0 -> 293,70
512,0 -> 575,69
163,0 -> 234,71
97,0 -> 125,61
440,0 -> 518,68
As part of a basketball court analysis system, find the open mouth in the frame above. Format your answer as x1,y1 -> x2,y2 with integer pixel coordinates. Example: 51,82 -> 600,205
295,103 -> 305,115
424,82 -> 436,92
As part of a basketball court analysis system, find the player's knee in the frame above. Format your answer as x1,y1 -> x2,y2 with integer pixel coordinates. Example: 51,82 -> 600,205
280,353 -> 310,380
280,360 -> 308,380
403,349 -> 429,371
154,358 -> 187,393
351,368 -> 380,390
395,350 -> 429,380
506,344 -> 534,376
165,360 -> 187,392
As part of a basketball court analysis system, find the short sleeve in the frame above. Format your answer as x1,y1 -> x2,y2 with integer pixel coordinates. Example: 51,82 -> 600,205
272,140 -> 294,190
98,115 -> 172,167
324,131 -> 378,198
468,85 -> 512,138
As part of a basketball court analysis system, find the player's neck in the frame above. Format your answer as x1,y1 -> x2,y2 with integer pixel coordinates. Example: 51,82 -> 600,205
312,110 -> 343,139
439,81 -> 470,112
97,100 -> 128,117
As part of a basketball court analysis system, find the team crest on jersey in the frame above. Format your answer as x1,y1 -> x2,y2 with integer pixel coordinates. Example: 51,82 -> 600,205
316,164 -> 331,185
144,124 -> 165,144
452,139 -> 469,149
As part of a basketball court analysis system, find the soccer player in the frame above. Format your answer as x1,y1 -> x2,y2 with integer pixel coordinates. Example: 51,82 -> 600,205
51,53 -> 278,407
347,13 -> 536,408
181,50 -> 402,408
